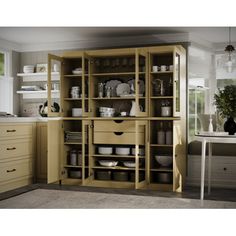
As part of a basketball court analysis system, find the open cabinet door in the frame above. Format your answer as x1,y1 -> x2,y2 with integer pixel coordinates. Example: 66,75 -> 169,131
48,54 -> 63,117
47,119 -> 62,183
173,120 -> 186,192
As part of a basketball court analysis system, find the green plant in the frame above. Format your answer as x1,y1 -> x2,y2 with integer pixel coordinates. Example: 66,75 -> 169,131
214,85 -> 236,118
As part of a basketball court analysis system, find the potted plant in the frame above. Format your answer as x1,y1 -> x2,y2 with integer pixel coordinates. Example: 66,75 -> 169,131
214,85 -> 236,135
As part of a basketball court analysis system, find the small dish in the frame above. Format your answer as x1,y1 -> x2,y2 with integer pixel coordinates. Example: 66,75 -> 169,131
98,160 -> 118,167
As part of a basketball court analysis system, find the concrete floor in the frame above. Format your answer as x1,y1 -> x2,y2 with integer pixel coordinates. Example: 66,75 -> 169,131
0,184 -> 235,208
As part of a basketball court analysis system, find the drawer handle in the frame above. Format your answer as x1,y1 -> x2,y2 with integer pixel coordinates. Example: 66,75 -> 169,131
6,129 -> 16,132
114,120 -> 124,124
6,147 -> 16,150
7,168 -> 16,173
114,132 -> 123,136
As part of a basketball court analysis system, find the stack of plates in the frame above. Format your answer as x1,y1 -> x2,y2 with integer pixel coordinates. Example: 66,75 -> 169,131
23,65 -> 34,73
65,131 -> 82,142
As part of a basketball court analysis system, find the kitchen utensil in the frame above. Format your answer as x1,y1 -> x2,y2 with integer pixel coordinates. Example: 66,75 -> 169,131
98,147 -> 113,155
129,101 -> 143,116
152,65 -> 158,72
69,150 -> 78,166
169,65 -> 173,71
160,65 -> 167,72
131,147 -> 145,156
155,172 -> 173,184
113,171 -> 129,181
115,147 -> 130,155
122,161 -> 136,168
69,170 -> 82,179
161,101 -> 171,117
72,68 -> 82,75
155,155 -> 173,167
98,160 -> 118,167
96,171 -> 112,180
127,79 -> 145,95
116,83 -> 130,96
72,108 -> 82,117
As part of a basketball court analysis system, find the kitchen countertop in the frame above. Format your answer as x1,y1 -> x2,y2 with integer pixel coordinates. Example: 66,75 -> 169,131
0,117 -> 61,123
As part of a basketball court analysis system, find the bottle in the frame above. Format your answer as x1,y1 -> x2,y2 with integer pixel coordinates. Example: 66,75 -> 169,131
157,122 -> 165,145
208,117 -> 213,132
165,122 -> 173,145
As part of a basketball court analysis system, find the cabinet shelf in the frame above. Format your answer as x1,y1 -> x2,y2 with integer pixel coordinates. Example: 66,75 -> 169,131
17,72 -> 60,82
92,97 -> 146,100
150,71 -> 173,74
64,142 -> 83,145
91,72 -> 145,76
64,165 -> 88,168
64,98 -> 88,101
64,74 -> 89,78
150,144 -> 173,147
150,168 -> 173,172
93,166 -> 145,171
150,96 -> 173,99
93,154 -> 145,159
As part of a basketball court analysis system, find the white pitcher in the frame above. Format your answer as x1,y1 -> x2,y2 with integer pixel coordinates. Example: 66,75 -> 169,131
130,101 -> 143,116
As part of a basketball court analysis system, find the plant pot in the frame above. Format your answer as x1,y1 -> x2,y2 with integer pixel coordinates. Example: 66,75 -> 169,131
224,117 -> 236,135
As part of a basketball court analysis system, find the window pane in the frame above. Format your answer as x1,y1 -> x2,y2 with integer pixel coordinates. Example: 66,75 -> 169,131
0,52 -> 4,76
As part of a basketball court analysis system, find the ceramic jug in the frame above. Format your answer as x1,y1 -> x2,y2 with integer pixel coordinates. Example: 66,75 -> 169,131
130,101 -> 143,116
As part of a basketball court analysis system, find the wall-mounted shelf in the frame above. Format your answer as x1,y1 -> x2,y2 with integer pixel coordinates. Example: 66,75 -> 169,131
17,72 -> 60,82
16,90 -> 60,99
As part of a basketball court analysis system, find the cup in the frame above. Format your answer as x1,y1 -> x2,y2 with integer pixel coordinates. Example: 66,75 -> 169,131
120,111 -> 127,117
161,106 -> 171,117
160,65 -> 167,72
152,65 -> 158,72
169,65 -> 173,71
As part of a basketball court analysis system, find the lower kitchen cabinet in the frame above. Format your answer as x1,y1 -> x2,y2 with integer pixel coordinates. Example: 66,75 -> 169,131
36,122 -> 48,182
0,122 -> 36,193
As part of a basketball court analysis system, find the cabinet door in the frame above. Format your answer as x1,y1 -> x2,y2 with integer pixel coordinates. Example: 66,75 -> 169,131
48,54 -> 63,117
47,120 -> 63,183
36,122 -> 47,182
173,120 -> 186,192
135,48 -> 148,117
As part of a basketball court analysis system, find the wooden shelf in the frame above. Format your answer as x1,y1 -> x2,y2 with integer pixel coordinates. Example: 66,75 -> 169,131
64,142 -> 82,145
91,72 -> 145,76
93,154 -> 145,159
64,165 -> 88,168
64,98 -> 85,101
148,117 -> 180,120
150,168 -> 173,172
150,71 -> 173,74
150,144 -> 173,147
92,97 -> 146,100
150,96 -> 173,99
93,166 -> 141,170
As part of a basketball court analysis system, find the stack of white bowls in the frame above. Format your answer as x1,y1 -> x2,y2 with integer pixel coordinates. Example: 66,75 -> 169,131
23,65 -> 34,73
99,107 -> 115,117
70,86 -> 80,98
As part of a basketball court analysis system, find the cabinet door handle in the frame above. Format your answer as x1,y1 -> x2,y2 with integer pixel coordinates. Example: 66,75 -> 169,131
7,168 -> 16,173
114,132 -> 123,136
6,147 -> 16,150
114,120 -> 124,124
6,129 -> 16,132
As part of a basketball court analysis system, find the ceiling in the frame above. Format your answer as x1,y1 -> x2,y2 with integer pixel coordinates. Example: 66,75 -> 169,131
0,27 -> 235,44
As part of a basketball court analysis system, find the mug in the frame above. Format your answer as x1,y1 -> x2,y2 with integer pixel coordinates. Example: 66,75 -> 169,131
152,65 -> 158,72
169,65 -> 173,71
160,65 -> 167,72
161,106 -> 171,117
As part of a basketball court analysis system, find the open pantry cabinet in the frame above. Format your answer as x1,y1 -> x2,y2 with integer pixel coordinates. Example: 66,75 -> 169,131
46,45 -> 186,192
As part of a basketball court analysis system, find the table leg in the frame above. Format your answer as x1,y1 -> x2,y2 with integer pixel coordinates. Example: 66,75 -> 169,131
200,140 -> 206,200
208,142 -> 212,195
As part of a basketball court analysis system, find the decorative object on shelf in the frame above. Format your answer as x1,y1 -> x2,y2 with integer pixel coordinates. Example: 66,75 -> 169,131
152,65 -> 158,72
127,79 -> 145,95
224,27 -> 235,73
129,101 -> 143,116
23,65 -> 34,73
165,122 -> 173,145
161,100 -> 171,117
72,108 -> 82,117
70,86 -> 80,98
116,83 -> 130,96
105,79 -> 122,97
169,65 -> 174,71
157,122 -> 165,144
214,85 -> 236,134
115,147 -> 130,155
98,160 -> 118,167
160,65 -> 167,72
72,68 -> 82,75
99,107 -> 115,117
98,146 -> 113,155
98,82 -> 105,98
36,64 -> 47,73
38,100 -> 60,117
152,79 -> 164,96
208,115 -> 214,132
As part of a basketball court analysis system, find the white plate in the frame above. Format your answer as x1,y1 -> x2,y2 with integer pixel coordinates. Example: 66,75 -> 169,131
116,83 -> 130,96
105,79 -> 122,96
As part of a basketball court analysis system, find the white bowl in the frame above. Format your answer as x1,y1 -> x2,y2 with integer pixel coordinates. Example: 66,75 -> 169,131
72,108 -> 82,117
155,155 -> 173,167
123,161 -> 135,168
98,147 -> 113,155
99,107 -> 115,112
98,160 -> 118,167
131,148 -> 145,156
72,70 -> 82,75
100,112 -> 115,117
115,147 -> 130,155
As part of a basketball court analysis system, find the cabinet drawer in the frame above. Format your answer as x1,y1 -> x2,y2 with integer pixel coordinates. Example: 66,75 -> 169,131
0,124 -> 33,139
93,132 -> 144,145
0,158 -> 32,183
94,120 -> 144,132
0,139 -> 32,160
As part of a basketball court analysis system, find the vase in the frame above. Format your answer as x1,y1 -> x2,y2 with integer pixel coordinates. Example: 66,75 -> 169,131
224,117 -> 236,135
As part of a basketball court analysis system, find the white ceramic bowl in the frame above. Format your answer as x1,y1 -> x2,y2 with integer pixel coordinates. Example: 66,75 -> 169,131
100,112 -> 115,117
98,160 -> 118,167
72,70 -> 82,75
115,147 -> 130,155
155,155 -> 173,167
131,148 -> 145,156
72,108 -> 82,117
123,161 -> 135,168
99,107 -> 115,112
98,147 -> 113,155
